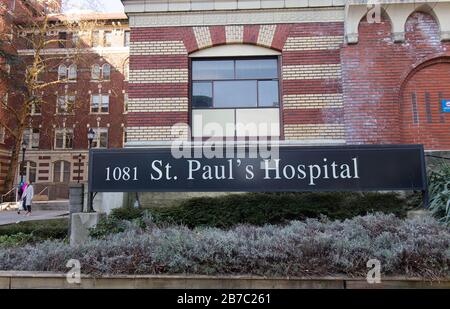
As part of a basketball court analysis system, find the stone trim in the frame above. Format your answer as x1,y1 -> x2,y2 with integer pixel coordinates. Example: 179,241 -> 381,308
128,8 -> 345,28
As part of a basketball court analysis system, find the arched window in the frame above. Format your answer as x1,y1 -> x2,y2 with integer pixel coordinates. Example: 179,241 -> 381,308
58,64 -> 67,80
102,64 -> 111,80
68,64 -> 77,80
91,64 -> 101,80
53,160 -> 71,183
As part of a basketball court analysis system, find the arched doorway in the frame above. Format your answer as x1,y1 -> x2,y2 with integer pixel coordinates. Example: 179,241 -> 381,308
400,59 -> 450,150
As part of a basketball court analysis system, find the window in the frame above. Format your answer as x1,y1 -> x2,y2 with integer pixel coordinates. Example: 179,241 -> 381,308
92,128 -> 108,148
22,161 -> 37,183
58,64 -> 67,80
22,128 -> 40,149
0,126 -> 5,144
53,160 -> 71,183
103,31 -> 112,47
192,58 -> 279,109
123,128 -> 127,145
58,32 -> 67,48
72,32 -> 79,46
102,64 -> 111,80
26,33 -> 33,49
124,31 -> 130,47
68,64 -> 77,80
91,64 -> 111,80
57,95 -> 75,114
191,57 -> 280,138
91,64 -> 101,80
31,100 -> 41,115
92,31 -> 100,47
90,94 -> 109,113
124,93 -> 128,113
54,129 -> 73,149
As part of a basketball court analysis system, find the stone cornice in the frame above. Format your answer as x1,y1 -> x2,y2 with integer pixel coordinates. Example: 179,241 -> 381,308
128,7 -> 345,27
121,0 -> 346,13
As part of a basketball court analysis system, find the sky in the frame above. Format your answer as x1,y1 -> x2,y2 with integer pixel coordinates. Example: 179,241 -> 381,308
64,0 -> 124,13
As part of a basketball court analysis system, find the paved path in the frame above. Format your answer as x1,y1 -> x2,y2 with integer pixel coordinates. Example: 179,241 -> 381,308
0,210 -> 69,226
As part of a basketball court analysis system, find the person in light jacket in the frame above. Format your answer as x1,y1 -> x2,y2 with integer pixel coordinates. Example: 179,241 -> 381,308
21,181 -> 34,216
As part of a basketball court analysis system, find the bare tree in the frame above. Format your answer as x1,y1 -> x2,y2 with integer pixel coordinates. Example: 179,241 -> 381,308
0,0 -> 103,192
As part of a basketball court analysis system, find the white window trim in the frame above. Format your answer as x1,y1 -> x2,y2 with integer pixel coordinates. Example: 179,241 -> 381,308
0,126 -> 5,144
54,128 -> 73,150
91,63 -> 111,81
52,160 -> 71,183
57,94 -> 75,115
22,128 -> 40,149
92,128 -> 109,149
90,94 -> 110,114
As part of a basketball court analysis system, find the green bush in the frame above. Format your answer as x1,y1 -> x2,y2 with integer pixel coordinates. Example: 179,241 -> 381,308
148,192 -> 410,229
428,161 -> 450,225
0,219 -> 68,240
0,233 -> 36,248
109,206 -> 144,221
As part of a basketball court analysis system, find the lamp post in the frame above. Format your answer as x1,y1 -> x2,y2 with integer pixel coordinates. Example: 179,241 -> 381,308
20,141 -> 27,184
87,128 -> 95,212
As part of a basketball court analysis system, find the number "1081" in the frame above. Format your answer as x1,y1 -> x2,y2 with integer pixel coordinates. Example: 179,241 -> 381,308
105,167 -> 138,181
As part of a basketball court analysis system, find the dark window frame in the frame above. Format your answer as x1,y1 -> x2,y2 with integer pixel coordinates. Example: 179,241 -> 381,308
191,57 -> 280,110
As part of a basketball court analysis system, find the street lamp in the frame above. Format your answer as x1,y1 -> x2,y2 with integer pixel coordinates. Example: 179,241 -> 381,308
87,128 -> 95,212
87,128 -> 95,148
20,141 -> 28,184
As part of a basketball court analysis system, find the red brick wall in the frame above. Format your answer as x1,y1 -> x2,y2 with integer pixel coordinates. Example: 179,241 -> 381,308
128,23 -> 346,141
342,12 -> 450,149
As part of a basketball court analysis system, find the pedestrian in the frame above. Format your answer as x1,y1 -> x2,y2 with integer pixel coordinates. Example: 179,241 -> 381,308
21,181 -> 34,216
17,182 -> 28,215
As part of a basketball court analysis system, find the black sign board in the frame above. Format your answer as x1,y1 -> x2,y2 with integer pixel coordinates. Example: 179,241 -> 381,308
88,144 -> 427,193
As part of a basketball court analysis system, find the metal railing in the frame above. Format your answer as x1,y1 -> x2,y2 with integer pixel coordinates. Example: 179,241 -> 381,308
37,186 -> 49,197
0,187 -> 18,204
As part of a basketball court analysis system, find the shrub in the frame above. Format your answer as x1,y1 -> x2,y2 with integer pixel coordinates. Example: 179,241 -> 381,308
0,233 -> 36,248
148,192 -> 410,229
428,161 -> 450,225
0,214 -> 448,278
0,219 -> 68,240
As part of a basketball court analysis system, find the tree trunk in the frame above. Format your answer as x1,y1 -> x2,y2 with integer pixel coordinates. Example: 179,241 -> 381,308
4,137 -> 21,194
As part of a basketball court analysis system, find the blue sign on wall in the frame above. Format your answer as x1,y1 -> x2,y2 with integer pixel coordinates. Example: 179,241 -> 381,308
442,100 -> 450,113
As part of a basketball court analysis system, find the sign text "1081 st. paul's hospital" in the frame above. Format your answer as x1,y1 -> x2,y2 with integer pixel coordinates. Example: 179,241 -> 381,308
89,145 -> 427,193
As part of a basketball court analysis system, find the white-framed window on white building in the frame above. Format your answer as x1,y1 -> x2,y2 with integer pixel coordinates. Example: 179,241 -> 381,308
53,160 -> 71,183
0,126 -> 5,144
124,30 -> 130,47
92,128 -> 108,149
57,94 -> 75,114
54,128 -> 73,149
22,161 -> 37,183
22,128 -> 40,149
91,94 -> 109,113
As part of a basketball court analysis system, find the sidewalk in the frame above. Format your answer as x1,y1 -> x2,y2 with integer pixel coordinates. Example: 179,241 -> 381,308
0,210 -> 69,226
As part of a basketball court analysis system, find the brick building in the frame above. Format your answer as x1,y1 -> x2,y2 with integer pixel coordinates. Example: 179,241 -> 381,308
0,1 -> 129,198
122,0 -> 449,152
